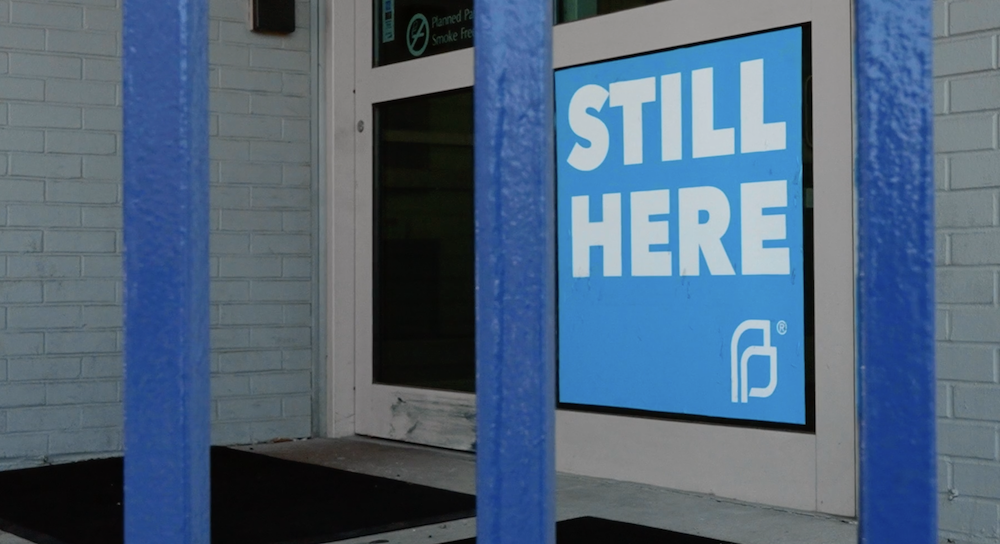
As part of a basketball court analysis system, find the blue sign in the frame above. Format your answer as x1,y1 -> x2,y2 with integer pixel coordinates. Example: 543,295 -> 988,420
556,27 -> 806,425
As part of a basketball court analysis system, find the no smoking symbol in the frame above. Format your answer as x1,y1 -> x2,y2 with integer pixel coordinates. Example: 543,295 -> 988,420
407,14 -> 429,57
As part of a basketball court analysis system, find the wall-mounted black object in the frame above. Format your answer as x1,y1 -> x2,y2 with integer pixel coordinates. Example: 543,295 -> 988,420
252,0 -> 295,34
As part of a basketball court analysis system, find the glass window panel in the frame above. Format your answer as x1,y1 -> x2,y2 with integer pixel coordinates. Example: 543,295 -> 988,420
557,0 -> 667,24
374,0 -> 474,67
374,89 -> 475,393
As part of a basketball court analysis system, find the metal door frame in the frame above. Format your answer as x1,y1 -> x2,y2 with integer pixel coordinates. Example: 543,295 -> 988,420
326,0 -> 856,515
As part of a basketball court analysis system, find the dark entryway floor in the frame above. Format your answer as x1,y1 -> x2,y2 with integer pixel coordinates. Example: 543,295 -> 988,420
0,437 -> 856,544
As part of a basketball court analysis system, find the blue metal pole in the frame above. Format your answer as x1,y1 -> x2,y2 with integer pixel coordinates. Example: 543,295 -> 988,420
855,2 -> 936,543
122,0 -> 211,540
473,0 -> 555,543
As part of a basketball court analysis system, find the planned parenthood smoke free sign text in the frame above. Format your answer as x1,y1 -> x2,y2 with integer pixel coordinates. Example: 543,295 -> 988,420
556,27 -> 807,425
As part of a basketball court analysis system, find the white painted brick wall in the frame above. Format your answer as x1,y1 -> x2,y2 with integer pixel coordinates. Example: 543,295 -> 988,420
0,0 -> 314,468
936,1 -> 1000,542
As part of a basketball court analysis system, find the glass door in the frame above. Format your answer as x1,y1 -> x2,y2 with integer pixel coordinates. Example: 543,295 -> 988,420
353,0 -> 477,451
349,0 -> 856,516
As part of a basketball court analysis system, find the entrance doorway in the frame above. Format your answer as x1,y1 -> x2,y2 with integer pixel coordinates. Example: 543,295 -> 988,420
352,3 -> 478,450
337,0 -> 856,516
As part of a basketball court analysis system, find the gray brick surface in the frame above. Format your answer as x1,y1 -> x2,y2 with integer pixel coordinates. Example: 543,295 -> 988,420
11,2 -> 84,29
219,304 -> 284,325
249,326 -> 310,348
43,280 -> 117,303
937,189 -> 996,228
0,433 -> 47,457
210,232 -> 250,254
218,350 -> 282,373
951,0 -> 1000,35
939,344 -> 998,382
212,375 -> 250,397
45,380 -> 118,405
938,22 -> 1000,531
282,396 -> 310,417
955,462 -> 1000,499
210,327 -> 250,349
935,36 -> 995,77
0,128 -> 44,152
250,372 -> 310,395
955,385 -> 1000,421
46,131 -> 116,155
83,58 -> 120,82
80,355 -> 120,378
952,73 -> 1000,113
81,256 -> 121,278
45,79 -> 117,106
935,1 -> 948,38
82,107 -> 121,131
943,498 -> 1000,540
9,54 -> 82,79
220,162 -> 282,185
0,27 -> 45,50
84,9 -> 120,33
0,231 -> 41,253
936,113 -> 997,153
8,357 -> 82,382
0,281 -> 43,304
48,181 -> 119,203
46,30 -> 117,57
0,180 -> 44,202
11,154 -> 83,179
10,103 -> 82,129
80,404 -> 120,428
951,308 -> 1000,342
218,397 -> 282,421
951,152 -> 1000,189
251,280 -> 310,301
221,210 -> 282,231
250,417 -> 309,442
8,306 -> 82,329
953,231 -> 1000,265
211,90 -> 251,114
0,0 -> 306,503
45,331 -> 116,354
0,384 -> 45,408
0,77 -> 44,101
937,269 -> 995,304
281,257 -> 310,278
252,234 -> 309,254
6,407 -> 80,432
45,231 -> 116,253
939,420 -> 999,460
48,428 -> 120,455
7,256 -> 80,278
211,421 -> 252,445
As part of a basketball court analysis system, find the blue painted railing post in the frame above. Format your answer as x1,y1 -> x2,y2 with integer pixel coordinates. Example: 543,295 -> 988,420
474,0 -> 555,543
856,2 -> 936,543
122,0 -> 211,541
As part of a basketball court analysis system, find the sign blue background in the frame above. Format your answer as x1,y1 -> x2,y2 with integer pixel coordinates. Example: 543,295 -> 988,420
556,27 -> 806,425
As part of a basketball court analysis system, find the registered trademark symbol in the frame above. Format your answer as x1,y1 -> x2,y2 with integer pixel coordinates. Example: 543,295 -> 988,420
776,321 -> 788,335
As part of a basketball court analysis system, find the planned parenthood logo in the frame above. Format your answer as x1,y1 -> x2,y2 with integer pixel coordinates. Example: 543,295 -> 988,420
555,27 -> 807,425
731,320 -> 777,404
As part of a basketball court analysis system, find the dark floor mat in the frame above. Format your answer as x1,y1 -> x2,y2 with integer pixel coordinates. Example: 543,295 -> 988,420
446,516 -> 736,543
0,446 -> 476,544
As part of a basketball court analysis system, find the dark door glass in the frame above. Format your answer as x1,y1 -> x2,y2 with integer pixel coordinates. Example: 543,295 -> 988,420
557,0 -> 667,24
374,0 -> 474,67
374,89 -> 475,392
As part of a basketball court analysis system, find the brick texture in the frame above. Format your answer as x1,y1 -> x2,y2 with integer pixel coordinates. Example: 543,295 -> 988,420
0,0 -> 314,468
937,3 -> 1000,542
